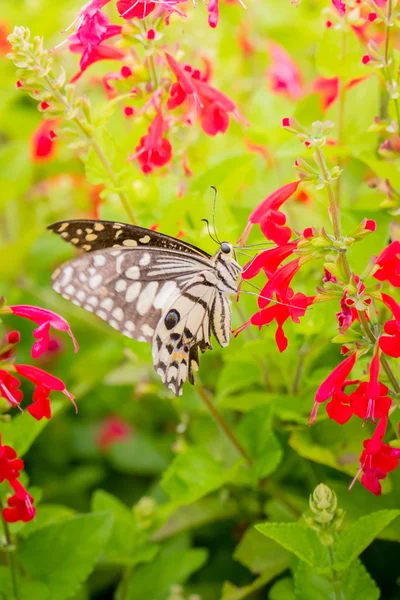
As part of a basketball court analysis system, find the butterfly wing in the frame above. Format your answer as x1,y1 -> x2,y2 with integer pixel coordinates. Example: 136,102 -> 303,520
51,246 -> 215,343
48,219 -> 211,258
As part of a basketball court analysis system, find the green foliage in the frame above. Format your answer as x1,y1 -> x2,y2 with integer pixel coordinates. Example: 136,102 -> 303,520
18,512 -> 113,600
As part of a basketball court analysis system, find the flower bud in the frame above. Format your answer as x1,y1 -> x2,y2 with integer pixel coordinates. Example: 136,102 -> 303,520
134,496 -> 157,529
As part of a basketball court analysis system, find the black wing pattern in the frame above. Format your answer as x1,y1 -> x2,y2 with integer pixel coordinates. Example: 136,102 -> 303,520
47,220 -> 211,258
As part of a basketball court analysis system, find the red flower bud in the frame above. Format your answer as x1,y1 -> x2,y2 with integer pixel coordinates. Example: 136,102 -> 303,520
147,29 -> 156,40
368,12 -> 377,22
282,117 -> 291,127
124,106 -> 134,117
362,55 -> 371,65
121,65 -> 132,78
40,101 -> 50,110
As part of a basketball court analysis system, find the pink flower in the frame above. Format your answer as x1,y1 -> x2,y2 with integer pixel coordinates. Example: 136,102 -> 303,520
332,0 -> 346,15
314,77 -> 339,111
207,0 -> 219,28
9,305 -> 78,359
130,111 -> 172,174
237,181 -> 300,246
117,0 -> 156,19
266,42 -> 303,100
96,415 -> 133,451
2,478 -> 36,523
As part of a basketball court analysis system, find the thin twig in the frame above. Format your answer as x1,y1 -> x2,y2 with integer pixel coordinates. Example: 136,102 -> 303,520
196,383 -> 253,466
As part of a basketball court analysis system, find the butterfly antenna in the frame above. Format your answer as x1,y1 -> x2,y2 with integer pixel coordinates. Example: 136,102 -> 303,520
201,219 -> 219,245
210,186 -> 222,244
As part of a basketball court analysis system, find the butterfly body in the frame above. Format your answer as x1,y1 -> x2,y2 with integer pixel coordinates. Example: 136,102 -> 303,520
48,220 -> 241,395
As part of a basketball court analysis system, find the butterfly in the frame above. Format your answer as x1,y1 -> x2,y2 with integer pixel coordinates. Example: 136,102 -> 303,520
48,219 -> 242,396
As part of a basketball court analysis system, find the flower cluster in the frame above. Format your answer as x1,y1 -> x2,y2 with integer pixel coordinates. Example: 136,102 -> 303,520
237,115 -> 400,495
0,300 -> 78,522
0,302 -> 77,420
0,438 -> 36,524
8,0 -> 246,182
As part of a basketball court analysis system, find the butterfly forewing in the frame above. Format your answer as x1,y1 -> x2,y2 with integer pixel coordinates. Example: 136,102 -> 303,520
48,220 -> 211,258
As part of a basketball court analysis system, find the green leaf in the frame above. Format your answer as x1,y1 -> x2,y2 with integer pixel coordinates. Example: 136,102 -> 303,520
294,559 -> 379,600
237,406 -> 283,480
233,527 -> 290,574
255,522 -> 330,574
18,512 -> 113,600
221,563 -> 287,600
334,510 -> 400,570
1,401 -> 62,456
161,447 -> 240,506
0,567 -> 50,600
108,433 -> 170,475
20,504 -> 76,538
91,490 -> 159,566
269,577 -> 296,600
122,543 -> 208,600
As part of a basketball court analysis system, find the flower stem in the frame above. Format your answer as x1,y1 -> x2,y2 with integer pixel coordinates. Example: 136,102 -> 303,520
327,544 -> 343,600
1,502 -> 20,600
384,0 -> 392,68
195,383 -> 253,466
336,11 -> 349,205
316,146 -> 400,393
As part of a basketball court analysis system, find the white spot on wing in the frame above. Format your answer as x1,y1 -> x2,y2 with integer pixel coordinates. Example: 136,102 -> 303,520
139,253 -> 151,266
141,324 -> 154,337
60,266 -> 73,287
153,281 -> 178,309
136,282 -> 158,315
125,320 -> 135,331
115,279 -> 127,292
94,255 -> 106,267
112,307 -> 124,321
100,297 -> 113,311
89,274 -> 102,289
125,282 -> 141,302
126,266 -> 140,280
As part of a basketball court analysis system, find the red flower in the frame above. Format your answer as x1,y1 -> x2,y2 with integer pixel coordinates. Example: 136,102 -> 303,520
266,42 -> 303,100
96,415 -> 133,451
258,259 -> 301,308
117,0 -> 156,19
0,370 -> 23,408
336,291 -> 358,334
236,290 -> 313,353
379,320 -> 400,358
2,478 -> 36,523
14,364 -> 77,416
350,417 -> 400,495
70,38 -> 124,82
165,53 -> 246,137
31,119 -> 58,162
349,351 -> 391,421
130,111 -> 172,174
313,77 -> 339,111
238,181 -> 300,246
0,438 -> 24,483
9,305 -> 78,359
74,0 -> 112,48
374,241 -> 400,286
242,242 -> 297,280
309,352 -> 357,423
326,384 -> 354,424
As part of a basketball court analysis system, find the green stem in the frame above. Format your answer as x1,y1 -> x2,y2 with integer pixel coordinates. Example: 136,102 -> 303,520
292,352 -> 305,395
39,68 -> 136,224
336,11 -> 349,205
316,146 -> 400,393
1,502 -> 20,600
196,383 -> 253,466
327,544 -> 343,600
384,0 -> 392,67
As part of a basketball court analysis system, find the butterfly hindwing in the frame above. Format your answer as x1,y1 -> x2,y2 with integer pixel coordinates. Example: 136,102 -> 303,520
48,219 -> 211,258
